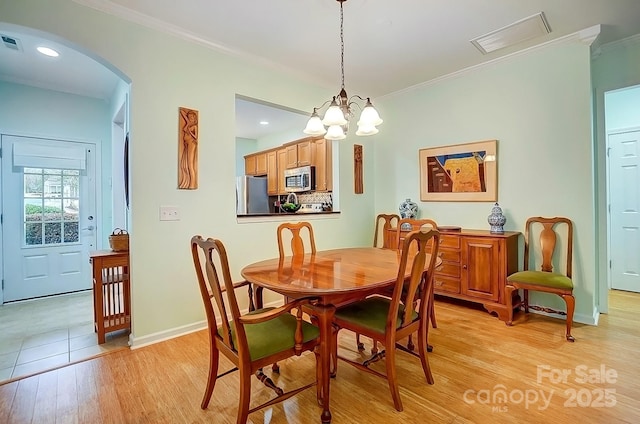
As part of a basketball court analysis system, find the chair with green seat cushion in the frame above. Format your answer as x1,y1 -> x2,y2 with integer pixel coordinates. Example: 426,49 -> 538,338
332,228 -> 440,412
191,236 -> 320,424
505,216 -> 576,342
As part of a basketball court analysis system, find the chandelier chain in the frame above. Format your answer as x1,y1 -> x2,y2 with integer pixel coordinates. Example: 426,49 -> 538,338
340,0 -> 345,90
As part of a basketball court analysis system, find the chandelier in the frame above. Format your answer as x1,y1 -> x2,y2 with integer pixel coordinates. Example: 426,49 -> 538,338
303,0 -> 383,140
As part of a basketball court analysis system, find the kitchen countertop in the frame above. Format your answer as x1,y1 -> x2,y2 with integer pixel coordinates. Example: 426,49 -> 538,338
237,211 -> 339,218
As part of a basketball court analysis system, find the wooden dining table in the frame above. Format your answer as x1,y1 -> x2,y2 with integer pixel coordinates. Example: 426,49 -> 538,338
241,246 -> 437,424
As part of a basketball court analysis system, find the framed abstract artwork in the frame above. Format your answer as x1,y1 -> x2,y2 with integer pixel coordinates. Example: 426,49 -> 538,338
419,139 -> 497,202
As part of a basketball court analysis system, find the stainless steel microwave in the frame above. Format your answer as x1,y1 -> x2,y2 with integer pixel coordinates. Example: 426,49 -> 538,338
284,166 -> 315,192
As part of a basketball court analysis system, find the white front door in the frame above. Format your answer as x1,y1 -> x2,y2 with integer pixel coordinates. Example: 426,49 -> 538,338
609,128 -> 640,293
1,135 -> 97,302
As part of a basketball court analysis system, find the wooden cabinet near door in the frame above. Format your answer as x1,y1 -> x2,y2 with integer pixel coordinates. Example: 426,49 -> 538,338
89,250 -> 131,344
387,228 -> 520,322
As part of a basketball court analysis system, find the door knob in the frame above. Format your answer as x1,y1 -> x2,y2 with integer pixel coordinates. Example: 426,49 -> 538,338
82,225 -> 95,231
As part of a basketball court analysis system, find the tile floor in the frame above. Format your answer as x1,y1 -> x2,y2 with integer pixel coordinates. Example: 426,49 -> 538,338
0,290 -> 129,384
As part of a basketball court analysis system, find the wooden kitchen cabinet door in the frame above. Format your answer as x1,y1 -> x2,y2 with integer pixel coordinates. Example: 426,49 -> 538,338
244,154 -> 257,175
267,150 -> 278,195
255,152 -> 267,175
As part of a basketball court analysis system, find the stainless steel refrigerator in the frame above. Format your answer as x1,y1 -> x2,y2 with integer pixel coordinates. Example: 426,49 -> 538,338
236,176 -> 270,214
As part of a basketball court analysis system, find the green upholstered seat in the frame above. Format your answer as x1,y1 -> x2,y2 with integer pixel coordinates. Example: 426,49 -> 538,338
334,296 -> 418,334
507,270 -> 573,290
220,307 -> 320,361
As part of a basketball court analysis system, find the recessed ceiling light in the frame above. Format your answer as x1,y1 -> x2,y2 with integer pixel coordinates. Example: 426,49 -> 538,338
37,46 -> 59,57
259,121 -> 269,125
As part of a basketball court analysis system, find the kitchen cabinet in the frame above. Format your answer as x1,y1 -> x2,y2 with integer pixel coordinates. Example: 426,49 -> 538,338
313,138 -> 332,191
255,152 -> 267,175
244,154 -> 257,176
245,152 -> 267,176
267,150 -> 278,195
386,228 -> 519,322
277,148 -> 287,194
285,137 -> 314,169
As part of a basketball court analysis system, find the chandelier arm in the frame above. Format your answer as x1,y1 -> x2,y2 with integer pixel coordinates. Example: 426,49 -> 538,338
312,99 -> 334,113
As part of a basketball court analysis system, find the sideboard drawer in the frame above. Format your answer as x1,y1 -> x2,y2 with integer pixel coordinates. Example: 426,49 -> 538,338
434,276 -> 460,294
436,262 -> 460,278
440,235 -> 461,249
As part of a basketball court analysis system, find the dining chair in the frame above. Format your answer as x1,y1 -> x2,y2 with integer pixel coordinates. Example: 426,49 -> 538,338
332,228 -> 441,411
373,213 -> 400,249
277,221 -> 317,258
505,217 -> 576,341
395,218 -> 439,345
190,235 -> 320,423
357,213 -> 400,353
251,222 -> 317,313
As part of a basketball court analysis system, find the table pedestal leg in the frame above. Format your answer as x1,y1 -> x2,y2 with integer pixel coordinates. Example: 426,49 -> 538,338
315,303 -> 334,424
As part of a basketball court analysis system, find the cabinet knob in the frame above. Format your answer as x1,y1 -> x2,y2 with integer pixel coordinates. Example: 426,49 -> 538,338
435,280 -> 444,287
463,264 -> 467,269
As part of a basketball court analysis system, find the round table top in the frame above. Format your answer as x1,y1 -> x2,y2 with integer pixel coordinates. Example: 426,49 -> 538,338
241,247 -> 429,299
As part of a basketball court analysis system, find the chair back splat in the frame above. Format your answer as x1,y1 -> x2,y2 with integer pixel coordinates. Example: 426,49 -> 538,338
277,222 -> 316,258
191,235 -> 320,423
374,213 -> 400,248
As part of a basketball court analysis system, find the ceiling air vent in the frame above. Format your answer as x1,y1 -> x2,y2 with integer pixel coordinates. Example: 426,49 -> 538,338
2,35 -> 23,52
470,12 -> 551,55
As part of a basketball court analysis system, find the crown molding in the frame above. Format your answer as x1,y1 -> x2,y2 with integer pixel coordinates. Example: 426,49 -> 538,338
384,25 -> 603,99
71,0 -> 328,89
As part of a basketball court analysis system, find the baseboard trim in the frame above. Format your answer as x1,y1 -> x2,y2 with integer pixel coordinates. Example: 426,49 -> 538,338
129,320 -> 207,349
129,299 -> 283,349
528,305 -> 598,325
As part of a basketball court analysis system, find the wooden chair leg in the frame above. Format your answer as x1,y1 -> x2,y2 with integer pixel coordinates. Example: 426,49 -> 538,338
417,322 -> 434,385
384,344 -> 403,412
430,302 -> 437,328
356,333 -> 364,351
505,284 -> 515,326
523,289 -> 529,313
562,294 -> 576,342
201,344 -> 219,409
237,368 -> 252,424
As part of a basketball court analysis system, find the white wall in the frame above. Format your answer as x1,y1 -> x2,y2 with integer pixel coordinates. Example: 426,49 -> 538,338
0,81 -> 113,246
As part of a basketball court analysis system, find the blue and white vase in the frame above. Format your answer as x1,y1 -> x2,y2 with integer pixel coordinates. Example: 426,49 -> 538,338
487,202 -> 506,233
399,198 -> 418,219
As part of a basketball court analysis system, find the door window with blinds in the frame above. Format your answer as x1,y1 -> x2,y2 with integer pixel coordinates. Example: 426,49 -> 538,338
23,168 -> 80,245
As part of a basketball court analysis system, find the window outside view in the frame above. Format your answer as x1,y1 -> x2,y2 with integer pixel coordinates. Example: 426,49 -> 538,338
23,168 -> 80,245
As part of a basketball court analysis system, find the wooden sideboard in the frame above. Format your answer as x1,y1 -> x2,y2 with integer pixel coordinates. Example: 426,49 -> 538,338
89,250 -> 131,344
387,228 -> 520,322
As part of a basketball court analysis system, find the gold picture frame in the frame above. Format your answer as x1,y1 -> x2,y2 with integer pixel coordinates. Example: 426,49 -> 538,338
419,140 -> 497,202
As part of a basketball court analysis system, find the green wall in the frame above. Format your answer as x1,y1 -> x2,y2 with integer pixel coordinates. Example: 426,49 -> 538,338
374,38 -> 597,322
3,0 -> 639,343
0,0 -> 377,344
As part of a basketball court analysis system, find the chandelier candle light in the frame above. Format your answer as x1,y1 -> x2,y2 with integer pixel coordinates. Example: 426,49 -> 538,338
303,0 -> 383,140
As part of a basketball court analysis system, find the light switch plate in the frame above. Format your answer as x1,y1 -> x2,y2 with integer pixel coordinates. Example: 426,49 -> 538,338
159,206 -> 180,221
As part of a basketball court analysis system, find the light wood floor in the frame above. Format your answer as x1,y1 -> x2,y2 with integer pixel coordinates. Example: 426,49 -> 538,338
1,290 -> 638,424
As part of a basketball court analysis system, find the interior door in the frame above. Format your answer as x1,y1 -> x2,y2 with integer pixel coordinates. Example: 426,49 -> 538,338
1,135 -> 97,302
609,129 -> 640,293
